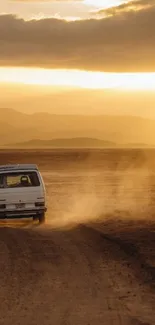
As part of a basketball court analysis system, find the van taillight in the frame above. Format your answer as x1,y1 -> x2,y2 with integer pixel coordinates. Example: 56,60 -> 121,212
35,202 -> 44,207
0,204 -> 6,209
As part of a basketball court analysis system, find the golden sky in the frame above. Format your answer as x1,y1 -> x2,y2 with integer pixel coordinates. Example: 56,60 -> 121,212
1,68 -> 155,90
0,0 -> 155,112
1,1 -> 125,20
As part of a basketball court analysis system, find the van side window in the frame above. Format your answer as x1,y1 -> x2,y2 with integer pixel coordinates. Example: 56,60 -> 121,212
0,175 -> 4,188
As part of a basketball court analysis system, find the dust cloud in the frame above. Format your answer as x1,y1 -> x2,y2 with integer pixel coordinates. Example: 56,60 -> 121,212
46,164 -> 152,229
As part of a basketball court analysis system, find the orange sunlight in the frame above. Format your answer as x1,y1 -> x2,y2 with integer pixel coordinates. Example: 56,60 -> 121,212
1,67 -> 155,90
84,0 -> 124,8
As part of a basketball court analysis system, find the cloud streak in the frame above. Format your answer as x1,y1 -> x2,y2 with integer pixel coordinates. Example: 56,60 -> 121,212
95,0 -> 155,16
10,0 -> 81,2
0,4 -> 155,72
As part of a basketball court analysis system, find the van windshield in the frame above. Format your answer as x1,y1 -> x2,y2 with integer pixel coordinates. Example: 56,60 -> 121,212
0,171 -> 40,189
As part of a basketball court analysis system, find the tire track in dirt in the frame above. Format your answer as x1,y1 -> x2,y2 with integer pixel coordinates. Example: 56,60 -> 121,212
0,225 -> 154,325
88,225 -> 155,324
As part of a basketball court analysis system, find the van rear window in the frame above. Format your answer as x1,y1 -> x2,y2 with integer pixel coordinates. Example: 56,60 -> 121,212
0,171 -> 40,188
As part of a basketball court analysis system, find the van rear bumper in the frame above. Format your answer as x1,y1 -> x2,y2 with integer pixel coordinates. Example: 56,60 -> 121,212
0,208 -> 47,219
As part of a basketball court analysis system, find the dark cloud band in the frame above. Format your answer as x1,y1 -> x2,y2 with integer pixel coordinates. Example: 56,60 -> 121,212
0,5 -> 155,72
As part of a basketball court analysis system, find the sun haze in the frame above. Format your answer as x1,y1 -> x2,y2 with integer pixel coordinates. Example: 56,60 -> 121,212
1,68 -> 155,90
0,0 -> 155,141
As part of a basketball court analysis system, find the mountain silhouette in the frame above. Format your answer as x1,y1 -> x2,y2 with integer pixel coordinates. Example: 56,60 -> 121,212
0,108 -> 155,147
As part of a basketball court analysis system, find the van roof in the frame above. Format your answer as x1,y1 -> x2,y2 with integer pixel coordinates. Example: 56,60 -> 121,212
0,164 -> 38,172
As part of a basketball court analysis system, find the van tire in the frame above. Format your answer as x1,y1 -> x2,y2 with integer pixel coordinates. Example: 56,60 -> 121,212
38,212 -> 45,224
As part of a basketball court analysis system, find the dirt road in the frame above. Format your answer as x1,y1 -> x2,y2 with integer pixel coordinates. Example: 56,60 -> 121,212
0,224 -> 154,325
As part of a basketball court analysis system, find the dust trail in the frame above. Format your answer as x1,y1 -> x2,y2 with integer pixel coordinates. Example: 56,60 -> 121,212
46,164 -> 153,229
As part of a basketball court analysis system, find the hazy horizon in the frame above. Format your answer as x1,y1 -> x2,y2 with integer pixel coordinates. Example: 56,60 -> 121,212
1,107 -> 155,147
1,105 -> 155,120
1,84 -> 155,119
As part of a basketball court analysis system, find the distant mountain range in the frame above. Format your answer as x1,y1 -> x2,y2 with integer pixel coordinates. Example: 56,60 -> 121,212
5,139 -> 150,149
6,138 -> 116,148
0,107 -> 155,148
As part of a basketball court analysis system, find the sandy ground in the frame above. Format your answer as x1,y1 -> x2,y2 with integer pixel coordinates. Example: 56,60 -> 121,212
0,149 -> 155,324
0,220 -> 155,325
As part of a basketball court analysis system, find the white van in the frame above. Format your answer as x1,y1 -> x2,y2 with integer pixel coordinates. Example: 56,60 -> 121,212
0,164 -> 47,224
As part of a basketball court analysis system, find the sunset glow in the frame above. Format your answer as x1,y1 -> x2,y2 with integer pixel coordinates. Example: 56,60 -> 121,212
84,0 -> 125,9
1,68 -> 155,90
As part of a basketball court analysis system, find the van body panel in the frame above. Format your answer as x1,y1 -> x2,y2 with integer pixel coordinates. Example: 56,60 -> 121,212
0,164 -> 47,219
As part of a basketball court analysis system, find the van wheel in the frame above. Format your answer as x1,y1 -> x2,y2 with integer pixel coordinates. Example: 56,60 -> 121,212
38,212 -> 45,224
33,215 -> 38,221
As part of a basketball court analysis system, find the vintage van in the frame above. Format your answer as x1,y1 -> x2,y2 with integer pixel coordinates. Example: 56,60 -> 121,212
0,164 -> 47,224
